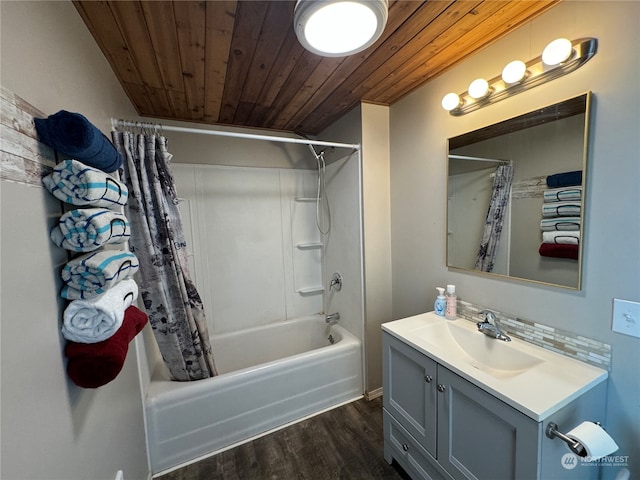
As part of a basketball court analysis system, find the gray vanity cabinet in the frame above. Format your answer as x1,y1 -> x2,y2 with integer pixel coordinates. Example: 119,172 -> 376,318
436,366 -> 539,479
383,332 -> 540,480
383,329 -> 438,454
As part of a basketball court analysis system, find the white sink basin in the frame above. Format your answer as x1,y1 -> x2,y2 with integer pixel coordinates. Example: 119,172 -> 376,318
411,320 -> 544,376
383,312 -> 608,420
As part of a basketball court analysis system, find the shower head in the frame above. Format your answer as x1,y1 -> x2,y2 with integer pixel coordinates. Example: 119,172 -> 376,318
307,143 -> 327,160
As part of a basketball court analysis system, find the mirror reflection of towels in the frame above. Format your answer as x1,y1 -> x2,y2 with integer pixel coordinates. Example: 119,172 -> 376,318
546,170 -> 582,188
542,202 -> 581,218
542,231 -> 580,245
539,243 -> 579,259
543,186 -> 582,202
540,217 -> 581,231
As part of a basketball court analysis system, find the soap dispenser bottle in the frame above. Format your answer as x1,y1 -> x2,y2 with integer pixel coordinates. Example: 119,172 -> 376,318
445,284 -> 457,320
434,287 -> 446,316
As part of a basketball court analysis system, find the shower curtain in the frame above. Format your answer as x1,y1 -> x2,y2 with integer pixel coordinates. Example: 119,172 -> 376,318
112,130 -> 217,381
474,164 -> 514,272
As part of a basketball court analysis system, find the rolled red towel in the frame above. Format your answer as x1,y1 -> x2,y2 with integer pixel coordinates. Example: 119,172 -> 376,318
538,243 -> 579,260
65,305 -> 148,388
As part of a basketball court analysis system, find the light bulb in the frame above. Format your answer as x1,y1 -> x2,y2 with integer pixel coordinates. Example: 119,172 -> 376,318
441,93 -> 462,111
542,38 -> 573,66
468,78 -> 490,99
502,60 -> 527,84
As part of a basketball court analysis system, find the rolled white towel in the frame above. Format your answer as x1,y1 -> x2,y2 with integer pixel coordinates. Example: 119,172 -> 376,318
542,231 -> 580,245
61,249 -> 139,300
50,208 -> 130,252
42,159 -> 128,208
61,279 -> 138,343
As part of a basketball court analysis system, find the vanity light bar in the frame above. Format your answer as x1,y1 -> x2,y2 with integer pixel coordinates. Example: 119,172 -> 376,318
443,38 -> 597,116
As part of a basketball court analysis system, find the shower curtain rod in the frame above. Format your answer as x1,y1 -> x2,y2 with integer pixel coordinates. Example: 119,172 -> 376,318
448,154 -> 511,164
111,118 -> 360,150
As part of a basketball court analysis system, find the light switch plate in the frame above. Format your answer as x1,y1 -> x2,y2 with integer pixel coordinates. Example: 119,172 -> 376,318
612,299 -> 640,339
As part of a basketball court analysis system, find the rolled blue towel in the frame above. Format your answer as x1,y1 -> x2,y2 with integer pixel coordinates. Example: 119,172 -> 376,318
546,170 -> 582,188
42,159 -> 128,208
35,110 -> 123,172
61,250 -> 139,300
50,208 -> 131,252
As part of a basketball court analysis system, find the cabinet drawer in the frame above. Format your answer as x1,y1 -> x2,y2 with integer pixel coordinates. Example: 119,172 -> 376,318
384,410 -> 451,480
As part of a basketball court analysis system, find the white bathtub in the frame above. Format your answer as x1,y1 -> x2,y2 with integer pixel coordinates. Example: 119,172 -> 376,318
145,314 -> 363,474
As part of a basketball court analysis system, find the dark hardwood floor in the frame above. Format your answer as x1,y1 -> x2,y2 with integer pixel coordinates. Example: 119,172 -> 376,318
158,397 -> 411,480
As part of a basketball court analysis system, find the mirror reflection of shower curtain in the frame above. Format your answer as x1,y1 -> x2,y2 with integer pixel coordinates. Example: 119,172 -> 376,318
112,130 -> 217,381
474,164 -> 514,272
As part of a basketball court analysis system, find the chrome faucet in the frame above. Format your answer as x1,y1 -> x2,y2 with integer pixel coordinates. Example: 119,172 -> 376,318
325,312 -> 340,324
477,310 -> 511,342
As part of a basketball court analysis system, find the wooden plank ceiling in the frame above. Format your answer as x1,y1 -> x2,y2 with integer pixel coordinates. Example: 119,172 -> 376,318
74,0 -> 559,136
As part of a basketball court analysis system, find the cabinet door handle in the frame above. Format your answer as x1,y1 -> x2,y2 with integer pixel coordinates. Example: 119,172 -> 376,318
424,375 -> 433,383
402,444 -> 409,451
437,384 -> 446,392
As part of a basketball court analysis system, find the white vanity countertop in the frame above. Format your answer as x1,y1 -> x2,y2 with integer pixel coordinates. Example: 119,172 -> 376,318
382,312 -> 608,421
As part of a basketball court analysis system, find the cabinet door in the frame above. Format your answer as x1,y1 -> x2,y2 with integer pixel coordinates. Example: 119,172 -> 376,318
383,332 -> 438,455
436,366 -> 540,480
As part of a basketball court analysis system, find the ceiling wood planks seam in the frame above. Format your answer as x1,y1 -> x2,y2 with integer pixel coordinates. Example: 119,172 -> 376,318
73,0 -> 560,135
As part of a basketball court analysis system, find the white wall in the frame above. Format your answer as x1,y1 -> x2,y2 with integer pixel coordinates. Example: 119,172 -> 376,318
1,2 -> 148,479
390,2 -> 640,476
360,103 -> 392,393
318,104 -> 393,396
172,164 -> 323,334
324,152 -> 366,365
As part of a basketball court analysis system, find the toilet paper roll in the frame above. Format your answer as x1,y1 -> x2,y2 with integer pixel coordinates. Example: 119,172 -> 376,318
567,422 -> 618,460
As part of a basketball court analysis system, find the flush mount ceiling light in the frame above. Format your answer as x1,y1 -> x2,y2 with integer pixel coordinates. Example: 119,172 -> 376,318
442,37 -> 597,116
294,0 -> 388,57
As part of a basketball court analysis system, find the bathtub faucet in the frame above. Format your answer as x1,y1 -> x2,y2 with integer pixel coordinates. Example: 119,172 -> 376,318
325,312 -> 340,324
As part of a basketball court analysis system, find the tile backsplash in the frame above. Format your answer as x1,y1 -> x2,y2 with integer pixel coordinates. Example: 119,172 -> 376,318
457,300 -> 612,371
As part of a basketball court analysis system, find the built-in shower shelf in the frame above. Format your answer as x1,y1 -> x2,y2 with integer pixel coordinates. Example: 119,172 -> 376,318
295,286 -> 325,295
296,242 -> 323,249
294,197 -> 319,202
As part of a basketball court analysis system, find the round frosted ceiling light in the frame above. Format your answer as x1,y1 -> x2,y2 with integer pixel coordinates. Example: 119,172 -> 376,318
468,78 -> 490,99
502,60 -> 527,84
441,93 -> 462,111
294,0 -> 388,57
542,38 -> 573,66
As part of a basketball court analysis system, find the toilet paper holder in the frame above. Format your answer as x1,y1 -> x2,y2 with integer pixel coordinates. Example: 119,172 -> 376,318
546,422 -> 601,456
